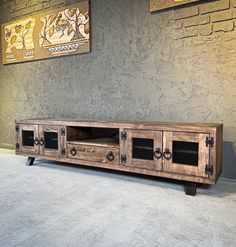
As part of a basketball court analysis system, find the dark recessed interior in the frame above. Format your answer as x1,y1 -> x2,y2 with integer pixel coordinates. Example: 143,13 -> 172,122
67,126 -> 119,146
44,132 -> 58,150
172,141 -> 199,166
132,138 -> 154,161
22,130 -> 34,147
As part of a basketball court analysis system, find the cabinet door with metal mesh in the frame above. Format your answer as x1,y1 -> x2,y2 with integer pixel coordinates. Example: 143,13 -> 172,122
38,125 -> 64,157
163,132 -> 210,177
124,130 -> 162,171
18,124 -> 39,154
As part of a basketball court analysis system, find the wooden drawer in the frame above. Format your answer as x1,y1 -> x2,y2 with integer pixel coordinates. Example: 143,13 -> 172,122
67,144 -> 120,164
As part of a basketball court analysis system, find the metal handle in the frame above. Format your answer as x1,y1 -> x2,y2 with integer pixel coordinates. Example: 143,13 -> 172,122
34,138 -> 39,146
107,151 -> 115,161
163,148 -> 172,160
39,138 -> 44,146
70,147 -> 77,156
154,148 -> 162,159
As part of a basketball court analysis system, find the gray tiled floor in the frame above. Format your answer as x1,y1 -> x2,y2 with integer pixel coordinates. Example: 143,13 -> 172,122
0,149 -> 236,247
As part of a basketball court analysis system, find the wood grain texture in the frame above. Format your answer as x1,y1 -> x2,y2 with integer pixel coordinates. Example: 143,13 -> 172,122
162,132 -> 209,177
17,152 -> 217,185
67,143 -> 119,164
15,119 -> 223,185
38,125 -> 64,157
15,118 -> 222,132
18,124 -> 39,155
125,129 -> 163,171
150,0 -> 200,12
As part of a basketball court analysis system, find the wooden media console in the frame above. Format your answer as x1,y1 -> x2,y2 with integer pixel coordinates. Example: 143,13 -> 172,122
15,119 -> 223,196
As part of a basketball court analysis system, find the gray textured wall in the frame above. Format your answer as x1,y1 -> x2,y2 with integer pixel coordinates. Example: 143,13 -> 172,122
0,0 -> 236,178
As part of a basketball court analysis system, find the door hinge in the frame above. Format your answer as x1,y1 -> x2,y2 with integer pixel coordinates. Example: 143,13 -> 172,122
15,125 -> 19,132
121,131 -> 127,140
205,164 -> 214,176
206,137 -> 214,147
16,143 -> 20,150
121,154 -> 127,163
61,128 -> 65,136
61,148 -> 66,156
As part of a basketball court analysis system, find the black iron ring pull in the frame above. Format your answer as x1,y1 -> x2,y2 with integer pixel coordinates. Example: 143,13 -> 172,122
163,148 -> 172,160
107,151 -> 115,161
70,147 -> 77,156
154,148 -> 162,159
34,138 -> 39,146
39,138 -> 44,146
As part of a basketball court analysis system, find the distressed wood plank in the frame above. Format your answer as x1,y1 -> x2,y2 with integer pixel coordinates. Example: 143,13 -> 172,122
15,119 -> 223,187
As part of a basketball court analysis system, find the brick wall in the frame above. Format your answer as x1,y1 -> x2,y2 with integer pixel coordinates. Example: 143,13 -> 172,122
170,0 -> 236,41
0,0 -> 69,22
1,0 -> 235,39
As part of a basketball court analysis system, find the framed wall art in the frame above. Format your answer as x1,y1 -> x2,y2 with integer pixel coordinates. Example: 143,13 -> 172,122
1,0 -> 90,64
150,0 -> 200,12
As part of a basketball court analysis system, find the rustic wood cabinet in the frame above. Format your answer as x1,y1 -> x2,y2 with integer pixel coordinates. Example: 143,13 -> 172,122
15,119 -> 223,196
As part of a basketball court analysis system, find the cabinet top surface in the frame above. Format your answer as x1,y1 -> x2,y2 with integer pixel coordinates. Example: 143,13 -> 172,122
15,118 -> 223,129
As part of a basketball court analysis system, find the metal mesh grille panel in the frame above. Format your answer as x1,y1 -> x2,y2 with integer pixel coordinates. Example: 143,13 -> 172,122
132,138 -> 154,160
172,141 -> 199,166
22,130 -> 34,146
44,132 -> 58,150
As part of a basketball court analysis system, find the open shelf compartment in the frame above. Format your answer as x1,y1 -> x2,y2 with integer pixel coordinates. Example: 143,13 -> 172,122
66,126 -> 120,147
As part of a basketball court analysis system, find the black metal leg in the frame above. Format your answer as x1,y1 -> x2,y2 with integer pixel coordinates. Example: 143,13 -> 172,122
185,182 -> 197,196
26,157 -> 35,166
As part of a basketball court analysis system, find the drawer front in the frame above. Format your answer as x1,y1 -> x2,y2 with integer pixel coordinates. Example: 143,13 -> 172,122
67,144 -> 120,164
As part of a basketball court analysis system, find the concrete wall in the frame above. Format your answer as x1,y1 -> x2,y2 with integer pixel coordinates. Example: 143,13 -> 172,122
0,0 -> 235,178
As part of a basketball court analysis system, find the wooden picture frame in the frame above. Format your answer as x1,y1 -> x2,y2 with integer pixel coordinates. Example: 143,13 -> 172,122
150,0 -> 200,12
1,0 -> 90,64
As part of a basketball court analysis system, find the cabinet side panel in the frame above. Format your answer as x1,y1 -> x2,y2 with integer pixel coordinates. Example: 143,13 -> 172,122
216,125 -> 223,180
15,124 -> 19,154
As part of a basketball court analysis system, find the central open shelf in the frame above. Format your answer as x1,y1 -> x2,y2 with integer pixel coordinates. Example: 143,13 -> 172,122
66,126 -> 120,147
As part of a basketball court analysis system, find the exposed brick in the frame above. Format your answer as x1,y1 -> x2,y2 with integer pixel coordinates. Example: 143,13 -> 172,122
191,35 -> 215,45
232,9 -> 236,18
50,0 -> 65,7
214,20 -> 234,32
174,7 -> 199,20
27,0 -> 39,7
199,24 -> 213,36
184,15 -> 210,27
34,3 -> 43,11
39,0 -> 50,2
21,6 -> 34,16
212,10 -> 233,23
43,2 -> 50,9
182,38 -> 192,47
15,1 -> 27,10
200,1 -> 230,14
11,10 -> 22,19
191,37 -> 205,45
175,27 -> 198,39
169,20 -> 182,29
231,0 -> 236,8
